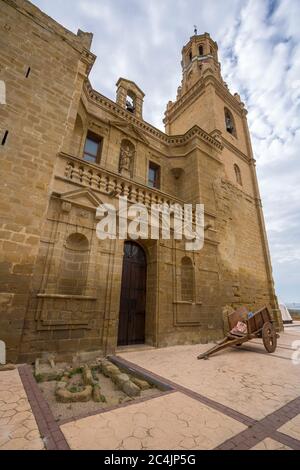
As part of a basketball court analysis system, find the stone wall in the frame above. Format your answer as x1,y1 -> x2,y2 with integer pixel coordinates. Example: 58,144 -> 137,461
0,0 -> 93,361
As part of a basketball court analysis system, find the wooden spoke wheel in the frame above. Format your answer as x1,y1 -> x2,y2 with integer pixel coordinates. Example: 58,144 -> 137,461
262,322 -> 277,353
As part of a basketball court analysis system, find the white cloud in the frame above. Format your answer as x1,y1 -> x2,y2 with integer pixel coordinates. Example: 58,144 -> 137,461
31,0 -> 300,302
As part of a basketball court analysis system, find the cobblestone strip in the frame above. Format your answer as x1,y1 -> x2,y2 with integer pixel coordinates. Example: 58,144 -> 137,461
111,356 -> 256,426
216,396 -> 300,450
272,431 -> 300,450
18,365 -> 70,451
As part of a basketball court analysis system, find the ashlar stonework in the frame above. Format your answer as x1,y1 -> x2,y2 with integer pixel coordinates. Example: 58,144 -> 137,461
0,0 -> 282,362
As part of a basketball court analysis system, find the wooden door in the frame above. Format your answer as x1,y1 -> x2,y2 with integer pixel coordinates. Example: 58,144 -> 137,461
118,242 -> 146,346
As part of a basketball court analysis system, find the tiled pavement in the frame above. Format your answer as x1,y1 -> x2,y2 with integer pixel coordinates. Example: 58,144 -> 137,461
61,392 -> 246,450
0,368 -> 44,450
1,328 -> 300,450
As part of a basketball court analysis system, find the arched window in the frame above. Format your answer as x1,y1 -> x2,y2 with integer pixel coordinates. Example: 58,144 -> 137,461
181,257 -> 194,302
189,51 -> 192,62
224,108 -> 236,137
58,233 -> 89,295
199,45 -> 204,56
126,91 -> 136,114
234,164 -> 242,186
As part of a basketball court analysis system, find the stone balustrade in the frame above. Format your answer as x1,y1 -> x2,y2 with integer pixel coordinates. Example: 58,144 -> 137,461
59,152 -> 184,209
56,152 -> 217,239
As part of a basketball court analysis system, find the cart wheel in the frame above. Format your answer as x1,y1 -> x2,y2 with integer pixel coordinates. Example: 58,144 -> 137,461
262,322 -> 277,353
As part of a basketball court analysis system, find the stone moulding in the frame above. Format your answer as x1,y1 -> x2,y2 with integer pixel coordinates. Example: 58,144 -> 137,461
36,293 -> 97,300
80,49 -> 96,75
221,137 -> 252,164
83,81 -> 223,151
37,320 -> 92,329
165,74 -> 246,128
173,302 -> 203,326
35,295 -> 95,331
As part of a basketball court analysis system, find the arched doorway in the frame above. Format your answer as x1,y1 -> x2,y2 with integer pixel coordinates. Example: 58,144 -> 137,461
118,241 -> 147,346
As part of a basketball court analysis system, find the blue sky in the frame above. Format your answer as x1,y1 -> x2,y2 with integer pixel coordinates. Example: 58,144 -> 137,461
32,0 -> 300,303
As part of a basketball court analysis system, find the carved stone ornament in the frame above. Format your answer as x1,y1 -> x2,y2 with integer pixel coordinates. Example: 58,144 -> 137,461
119,141 -> 135,177
61,201 -> 72,213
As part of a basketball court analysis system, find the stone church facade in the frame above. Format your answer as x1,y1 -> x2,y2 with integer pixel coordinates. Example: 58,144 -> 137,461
0,0 -> 282,363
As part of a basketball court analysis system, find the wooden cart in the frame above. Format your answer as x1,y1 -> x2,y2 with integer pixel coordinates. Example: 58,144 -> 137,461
197,306 -> 279,360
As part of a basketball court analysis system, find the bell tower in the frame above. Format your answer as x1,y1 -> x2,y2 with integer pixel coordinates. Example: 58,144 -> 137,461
164,32 -> 282,330
164,32 -> 247,153
116,78 -> 145,120
180,32 -> 221,95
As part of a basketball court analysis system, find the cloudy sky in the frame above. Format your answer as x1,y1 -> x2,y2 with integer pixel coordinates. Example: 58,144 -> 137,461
32,0 -> 300,303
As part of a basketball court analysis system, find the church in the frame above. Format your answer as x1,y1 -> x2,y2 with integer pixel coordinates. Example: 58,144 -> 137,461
0,0 -> 282,363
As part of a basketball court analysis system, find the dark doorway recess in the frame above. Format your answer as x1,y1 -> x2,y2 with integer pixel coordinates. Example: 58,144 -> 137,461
118,241 -> 147,346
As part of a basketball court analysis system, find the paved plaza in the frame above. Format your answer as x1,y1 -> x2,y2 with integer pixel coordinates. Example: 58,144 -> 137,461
1,326 -> 300,450
0,369 -> 44,450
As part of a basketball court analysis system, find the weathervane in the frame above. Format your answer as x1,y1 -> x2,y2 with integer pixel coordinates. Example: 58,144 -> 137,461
194,25 -> 198,35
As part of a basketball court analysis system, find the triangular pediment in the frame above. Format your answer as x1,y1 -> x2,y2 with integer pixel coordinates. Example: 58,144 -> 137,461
110,120 -> 149,145
116,78 -> 145,97
59,188 -> 103,210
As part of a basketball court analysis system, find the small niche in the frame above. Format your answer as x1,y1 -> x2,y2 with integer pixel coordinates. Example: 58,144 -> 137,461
1,130 -> 8,146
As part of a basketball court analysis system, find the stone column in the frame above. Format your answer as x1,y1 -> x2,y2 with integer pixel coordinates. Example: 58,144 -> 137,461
102,239 -> 124,355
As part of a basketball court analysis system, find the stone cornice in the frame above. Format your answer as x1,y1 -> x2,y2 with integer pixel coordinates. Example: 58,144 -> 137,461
167,126 -> 223,150
116,78 -> 145,97
83,81 -> 223,151
221,138 -> 252,164
84,81 -> 169,143
168,88 -> 207,127
165,72 -> 246,124
164,79 -> 206,124
182,33 -> 218,54
80,49 -> 96,75
213,80 -> 247,116
109,120 -> 150,146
